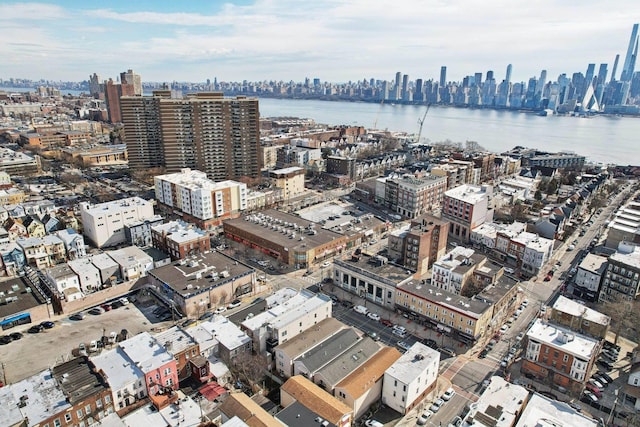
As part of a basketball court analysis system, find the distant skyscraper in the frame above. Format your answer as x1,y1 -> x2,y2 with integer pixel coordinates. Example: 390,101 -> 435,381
621,24 -> 639,82
415,79 -> 424,102
486,70 -> 494,81
395,71 -> 402,100
440,66 -> 447,87
103,78 -> 136,123
505,64 -> 512,84
402,74 -> 409,101
611,54 -> 620,82
536,70 -> 547,95
120,69 -> 143,95
474,72 -> 482,86
88,73 -> 101,98
597,63 -> 608,85
585,64 -> 596,85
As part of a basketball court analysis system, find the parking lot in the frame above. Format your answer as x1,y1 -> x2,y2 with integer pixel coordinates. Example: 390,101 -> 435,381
0,291 -> 175,384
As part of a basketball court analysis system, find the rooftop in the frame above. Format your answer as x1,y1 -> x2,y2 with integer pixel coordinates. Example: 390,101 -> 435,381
281,376 -> 353,425
122,392 -> 203,427
148,251 -> 254,298
226,209 -> 348,250
444,184 -> 491,204
276,400 -> 337,427
0,276 -> 45,320
610,245 -> 640,270
219,392 -> 283,427
155,169 -> 246,192
526,319 -> 599,361
514,392 -> 597,427
51,356 -> 109,404
384,342 -> 439,384
315,337 -> 381,388
275,317 -> 346,358
91,347 -> 145,391
269,293 -> 331,330
152,220 -> 209,244
242,289 -> 315,331
155,326 -> 198,354
551,295 -> 610,326
294,328 -> 361,374
335,253 -> 414,286
335,346 -> 402,399
398,282 -> 492,318
8,369 -> 70,425
80,196 -> 152,216
0,385 -> 25,427
200,317 -> 252,351
107,245 -> 152,267
463,376 -> 528,427
118,332 -> 175,373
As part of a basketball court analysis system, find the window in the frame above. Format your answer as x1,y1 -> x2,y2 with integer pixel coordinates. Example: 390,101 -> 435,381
563,354 -> 569,362
64,413 -> 72,423
85,404 -> 91,414
54,420 -> 61,427
104,395 -> 111,404
77,409 -> 84,419
96,399 -> 102,408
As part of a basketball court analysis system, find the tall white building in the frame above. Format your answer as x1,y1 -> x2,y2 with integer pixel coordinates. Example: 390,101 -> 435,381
80,197 -> 155,248
154,168 -> 247,228
382,342 -> 439,415
442,184 -> 493,242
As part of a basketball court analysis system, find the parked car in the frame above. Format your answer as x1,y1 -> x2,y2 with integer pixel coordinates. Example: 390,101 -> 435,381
40,321 -> 55,329
214,306 -> 227,314
100,303 -> 112,312
0,335 -> 12,345
353,305 -> 368,315
442,387 -> 455,401
392,325 -> 407,334
70,312 -> 86,321
592,373 -> 609,385
367,312 -> 381,321
380,319 -> 393,327
321,261 -> 331,268
581,390 -> 598,405
227,299 -> 242,309
586,383 -> 602,398
499,324 -> 509,334
597,371 -> 613,383
367,331 -> 380,341
89,306 -> 105,315
416,410 -> 433,425
423,338 -> 437,349
392,329 -> 407,338
588,378 -> 605,389
516,332 -> 525,341
9,332 -> 22,341
597,359 -> 614,371
28,324 -> 44,334
364,420 -> 384,427
396,341 -> 411,351
429,398 -> 445,413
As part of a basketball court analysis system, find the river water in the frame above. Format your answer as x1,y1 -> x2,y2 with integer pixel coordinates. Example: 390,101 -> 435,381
3,87 -> 637,165
258,98 -> 640,166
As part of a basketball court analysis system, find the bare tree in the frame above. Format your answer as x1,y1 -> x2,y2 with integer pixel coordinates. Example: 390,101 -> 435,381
601,295 -> 639,344
226,352 -> 269,393
219,290 -> 228,305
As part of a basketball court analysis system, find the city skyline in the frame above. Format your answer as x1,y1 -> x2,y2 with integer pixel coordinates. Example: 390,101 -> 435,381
2,1 -> 640,83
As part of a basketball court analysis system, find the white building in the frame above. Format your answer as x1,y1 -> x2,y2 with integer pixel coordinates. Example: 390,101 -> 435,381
92,347 -> 147,412
431,246 -> 485,294
515,392 -> 597,427
55,228 -> 86,259
241,289 -> 332,353
124,215 -> 164,247
68,258 -> 102,292
44,264 -> 83,301
80,197 -> 155,248
189,317 -> 252,361
463,376 -> 528,427
382,342 -> 439,415
106,246 -> 153,281
518,233 -> 554,275
154,169 -> 247,221
574,253 -> 608,300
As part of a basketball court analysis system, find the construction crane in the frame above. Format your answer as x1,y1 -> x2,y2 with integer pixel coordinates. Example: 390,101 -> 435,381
416,104 -> 430,144
372,99 -> 384,130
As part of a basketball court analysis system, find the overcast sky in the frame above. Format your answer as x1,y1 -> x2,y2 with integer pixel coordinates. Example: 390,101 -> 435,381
2,0 -> 640,84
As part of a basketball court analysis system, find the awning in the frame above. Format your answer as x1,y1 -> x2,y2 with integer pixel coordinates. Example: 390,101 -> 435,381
199,382 -> 228,401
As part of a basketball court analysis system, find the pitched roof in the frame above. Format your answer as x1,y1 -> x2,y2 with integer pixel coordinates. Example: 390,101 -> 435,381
281,376 -> 352,425
335,347 -> 402,399
219,393 -> 283,427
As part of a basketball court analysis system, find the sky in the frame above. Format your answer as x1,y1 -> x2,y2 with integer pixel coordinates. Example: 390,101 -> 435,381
2,0 -> 640,84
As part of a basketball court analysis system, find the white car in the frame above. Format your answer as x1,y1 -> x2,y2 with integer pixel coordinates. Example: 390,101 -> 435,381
416,410 -> 433,425
392,325 -> 407,334
367,312 -> 381,321
321,261 -> 331,268
499,324 -> 509,334
442,387 -> 455,401
118,297 -> 129,305
521,299 -> 529,307
429,398 -> 445,413
214,306 -> 227,314
392,329 -> 407,338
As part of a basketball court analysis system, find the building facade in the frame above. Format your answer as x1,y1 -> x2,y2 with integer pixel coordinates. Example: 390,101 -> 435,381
441,184 -> 493,242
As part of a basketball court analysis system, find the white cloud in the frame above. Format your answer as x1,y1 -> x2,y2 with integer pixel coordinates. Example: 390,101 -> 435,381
3,0 -> 640,82
0,2 -> 65,20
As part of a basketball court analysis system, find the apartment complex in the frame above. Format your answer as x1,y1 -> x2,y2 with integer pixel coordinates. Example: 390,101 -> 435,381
441,184 -> 493,242
122,91 -> 260,181
573,253 -> 608,301
550,296 -> 610,340
151,220 -> 210,260
154,168 -> 247,229
599,244 -> 640,301
383,175 -> 447,218
431,246 -> 487,295
268,166 -> 305,200
522,319 -> 600,393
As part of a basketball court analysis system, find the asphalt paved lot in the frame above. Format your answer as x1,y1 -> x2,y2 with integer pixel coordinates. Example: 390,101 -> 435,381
0,295 -> 174,384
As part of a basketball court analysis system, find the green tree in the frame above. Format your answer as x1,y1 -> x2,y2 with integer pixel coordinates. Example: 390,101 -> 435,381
546,178 -> 559,196
534,189 -> 543,201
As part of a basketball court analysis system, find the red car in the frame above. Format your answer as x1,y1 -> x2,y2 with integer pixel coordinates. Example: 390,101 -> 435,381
101,303 -> 112,311
380,319 -> 393,327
